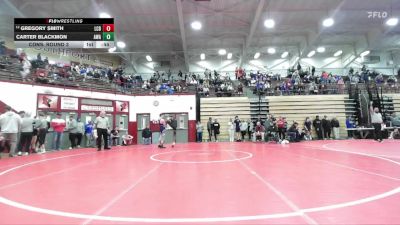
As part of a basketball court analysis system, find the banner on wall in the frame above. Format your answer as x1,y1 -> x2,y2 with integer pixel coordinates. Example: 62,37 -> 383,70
37,94 -> 58,109
60,97 -> 79,110
115,101 -> 129,112
81,105 -> 113,112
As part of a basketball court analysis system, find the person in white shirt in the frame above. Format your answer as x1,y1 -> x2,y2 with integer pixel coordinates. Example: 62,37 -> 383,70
94,111 -> 110,151
370,101 -> 384,142
228,118 -> 235,142
0,106 -> 22,157
240,120 -> 248,141
17,112 -> 34,156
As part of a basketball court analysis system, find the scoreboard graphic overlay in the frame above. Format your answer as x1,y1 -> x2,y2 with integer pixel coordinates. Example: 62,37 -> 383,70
14,18 -> 115,49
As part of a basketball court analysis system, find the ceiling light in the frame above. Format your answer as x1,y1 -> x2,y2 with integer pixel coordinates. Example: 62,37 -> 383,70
281,51 -> 289,58
108,47 -> 116,53
307,50 -> 316,58
116,41 -> 126,48
254,52 -> 260,59
386,17 -> 398,26
227,53 -> 232,59
267,48 -> 276,54
322,18 -> 334,27
146,55 -> 152,62
360,50 -> 370,57
99,12 -> 111,18
264,19 -> 275,29
200,53 -> 205,60
218,49 -> 227,55
191,21 -> 202,30
333,50 -> 343,57
317,47 -> 326,53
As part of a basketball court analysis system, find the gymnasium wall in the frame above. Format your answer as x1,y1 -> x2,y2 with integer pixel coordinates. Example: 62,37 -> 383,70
0,81 -> 197,142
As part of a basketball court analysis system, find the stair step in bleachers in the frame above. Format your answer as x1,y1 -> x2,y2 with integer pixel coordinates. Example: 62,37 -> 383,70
266,95 -> 351,138
200,97 -> 251,141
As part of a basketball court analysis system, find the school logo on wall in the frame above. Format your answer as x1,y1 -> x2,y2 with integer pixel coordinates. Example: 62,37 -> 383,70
37,94 -> 58,109
115,101 -> 129,112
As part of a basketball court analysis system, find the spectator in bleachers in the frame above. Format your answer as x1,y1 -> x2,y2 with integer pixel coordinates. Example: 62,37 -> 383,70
313,115 -> 323,140
331,117 -> 340,139
322,115 -> 332,139
0,106 -> 22,157
212,119 -> 220,142
20,56 -> 31,82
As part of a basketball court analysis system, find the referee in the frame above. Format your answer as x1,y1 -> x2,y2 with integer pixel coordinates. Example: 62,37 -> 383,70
95,111 -> 111,151
370,101 -> 383,142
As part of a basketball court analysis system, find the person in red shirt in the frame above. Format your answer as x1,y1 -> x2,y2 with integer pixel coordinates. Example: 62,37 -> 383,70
277,117 -> 287,141
51,113 -> 66,151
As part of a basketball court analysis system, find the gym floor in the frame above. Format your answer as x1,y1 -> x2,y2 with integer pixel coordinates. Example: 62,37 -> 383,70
0,140 -> 399,224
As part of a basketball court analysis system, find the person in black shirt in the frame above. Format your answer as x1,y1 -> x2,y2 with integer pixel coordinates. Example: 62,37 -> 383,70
288,122 -> 301,142
234,116 -> 241,141
313,116 -> 323,140
331,117 -> 340,139
322,115 -> 332,139
142,125 -> 152,145
212,119 -> 220,142
304,117 -> 312,133
207,117 -> 213,142
167,117 -> 178,147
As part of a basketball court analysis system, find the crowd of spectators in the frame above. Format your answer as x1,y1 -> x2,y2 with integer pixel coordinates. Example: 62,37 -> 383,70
1,50 -> 400,97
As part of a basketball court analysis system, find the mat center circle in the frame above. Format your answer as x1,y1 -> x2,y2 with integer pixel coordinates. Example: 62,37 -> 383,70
150,150 -> 253,163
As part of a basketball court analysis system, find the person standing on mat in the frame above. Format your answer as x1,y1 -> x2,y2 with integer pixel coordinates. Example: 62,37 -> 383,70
234,116 -> 241,141
76,118 -> 85,148
313,115 -> 323,140
66,115 -> 78,149
207,117 -> 213,142
167,117 -> 177,147
322,115 -> 332,139
0,106 -> 22,157
158,116 -> 167,148
51,113 -> 66,151
370,101 -> 383,142
95,111 -> 111,151
228,118 -> 235,142
212,119 -> 220,142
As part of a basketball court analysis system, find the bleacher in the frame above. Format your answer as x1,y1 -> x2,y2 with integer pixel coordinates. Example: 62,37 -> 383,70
383,94 -> 400,114
267,95 -> 356,138
200,97 -> 251,141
